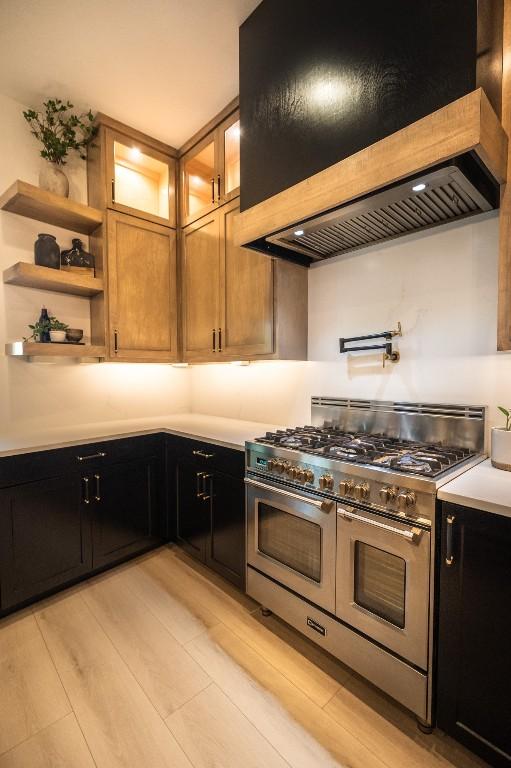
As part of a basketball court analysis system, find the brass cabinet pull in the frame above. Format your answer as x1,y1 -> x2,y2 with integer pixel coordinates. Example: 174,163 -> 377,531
217,174 -> 221,202
82,477 -> 90,505
94,473 -> 101,502
192,449 -> 215,459
445,514 -> 455,566
211,178 -> 215,204
201,473 -> 212,501
114,329 -> 119,353
77,452 -> 106,462
212,328 -> 216,352
196,471 -> 204,499
111,178 -> 115,202
218,327 -> 222,352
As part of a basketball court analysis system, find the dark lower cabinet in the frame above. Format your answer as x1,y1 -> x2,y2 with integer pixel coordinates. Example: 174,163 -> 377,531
173,437 -> 245,589
437,503 -> 511,767
91,456 -> 161,570
0,475 -> 91,609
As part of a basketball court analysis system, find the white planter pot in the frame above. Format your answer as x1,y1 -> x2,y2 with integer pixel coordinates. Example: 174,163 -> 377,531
39,161 -> 69,197
49,330 -> 67,343
491,427 -> 511,471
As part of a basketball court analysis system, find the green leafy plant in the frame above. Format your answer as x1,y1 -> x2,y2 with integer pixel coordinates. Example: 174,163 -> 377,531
23,98 -> 96,165
498,406 -> 511,431
24,315 -> 68,341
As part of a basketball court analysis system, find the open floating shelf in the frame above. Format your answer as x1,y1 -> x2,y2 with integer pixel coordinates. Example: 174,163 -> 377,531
5,341 -> 106,360
3,262 -> 104,297
0,180 -> 103,234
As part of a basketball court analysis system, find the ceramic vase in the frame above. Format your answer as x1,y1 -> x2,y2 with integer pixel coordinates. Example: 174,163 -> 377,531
491,427 -> 511,471
39,160 -> 69,197
34,233 -> 60,270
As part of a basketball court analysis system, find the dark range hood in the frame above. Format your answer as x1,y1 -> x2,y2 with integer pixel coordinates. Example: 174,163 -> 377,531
263,154 -> 499,262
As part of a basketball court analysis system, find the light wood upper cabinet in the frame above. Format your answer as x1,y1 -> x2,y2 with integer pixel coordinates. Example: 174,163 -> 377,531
180,109 -> 240,226
88,115 -> 177,228
181,200 -> 307,363
105,211 -> 178,362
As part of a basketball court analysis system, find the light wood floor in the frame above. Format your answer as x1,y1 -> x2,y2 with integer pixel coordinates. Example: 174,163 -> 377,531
0,546 -> 489,768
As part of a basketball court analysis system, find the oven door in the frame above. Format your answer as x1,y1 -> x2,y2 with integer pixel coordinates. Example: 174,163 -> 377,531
336,504 -> 430,670
246,476 -> 336,613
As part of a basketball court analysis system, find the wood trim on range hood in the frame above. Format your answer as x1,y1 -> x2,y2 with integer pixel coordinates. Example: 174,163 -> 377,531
234,89 -> 507,250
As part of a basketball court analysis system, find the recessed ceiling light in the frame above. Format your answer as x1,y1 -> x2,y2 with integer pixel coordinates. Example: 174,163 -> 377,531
294,229 -> 304,236
412,182 -> 426,192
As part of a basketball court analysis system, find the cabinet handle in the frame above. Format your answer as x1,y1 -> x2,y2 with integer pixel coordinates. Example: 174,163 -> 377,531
94,473 -> 101,502
211,178 -> 215,204
111,178 -> 115,202
77,451 -> 106,462
201,473 -> 212,501
196,471 -> 204,499
192,450 -> 215,459
217,174 -> 221,202
212,328 -> 216,352
82,476 -> 91,505
445,514 -> 455,566
218,327 -> 222,352
114,329 -> 118,353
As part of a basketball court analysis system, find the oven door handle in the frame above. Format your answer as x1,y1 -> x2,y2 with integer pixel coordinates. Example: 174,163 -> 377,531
244,477 -> 334,513
338,508 -> 424,543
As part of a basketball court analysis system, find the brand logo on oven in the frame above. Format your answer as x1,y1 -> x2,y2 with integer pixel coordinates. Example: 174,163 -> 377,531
307,616 -> 327,636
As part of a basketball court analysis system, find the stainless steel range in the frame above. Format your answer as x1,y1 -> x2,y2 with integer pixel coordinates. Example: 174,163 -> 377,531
245,397 -> 486,728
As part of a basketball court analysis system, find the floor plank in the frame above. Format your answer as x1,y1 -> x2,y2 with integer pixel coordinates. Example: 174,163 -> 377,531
81,570 -> 211,718
186,622 -> 387,768
0,611 -> 71,755
0,714 -> 95,768
34,592 -> 192,768
154,549 -> 348,707
166,683 -> 289,768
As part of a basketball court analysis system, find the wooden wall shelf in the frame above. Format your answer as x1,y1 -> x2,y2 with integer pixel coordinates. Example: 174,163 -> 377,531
0,180 -> 103,235
3,262 -> 104,297
5,342 -> 106,360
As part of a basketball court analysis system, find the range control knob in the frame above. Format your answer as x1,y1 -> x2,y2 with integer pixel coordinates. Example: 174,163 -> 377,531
339,479 -> 355,496
287,465 -> 298,479
397,490 -> 417,511
296,469 -> 307,482
267,459 -> 276,472
304,469 -> 315,484
379,485 -> 397,504
354,482 -> 370,501
319,474 -> 334,491
274,461 -> 286,474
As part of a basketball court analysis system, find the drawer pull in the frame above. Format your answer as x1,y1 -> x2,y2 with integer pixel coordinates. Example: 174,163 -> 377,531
82,476 -> 90,505
193,449 -> 215,459
77,451 -> 106,462
94,473 -> 101,502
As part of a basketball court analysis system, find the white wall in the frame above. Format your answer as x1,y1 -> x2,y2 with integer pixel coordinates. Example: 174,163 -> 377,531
190,211 -> 511,435
0,91 -> 190,434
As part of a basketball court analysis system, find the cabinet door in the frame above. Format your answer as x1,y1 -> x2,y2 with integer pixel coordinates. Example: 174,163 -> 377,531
176,461 -> 208,562
205,470 -> 245,588
182,211 -> 221,360
217,110 -> 240,204
181,133 -> 218,226
106,128 -> 176,227
91,457 -> 161,570
437,504 -> 511,767
0,476 -> 91,610
219,200 -> 274,358
107,211 -> 178,362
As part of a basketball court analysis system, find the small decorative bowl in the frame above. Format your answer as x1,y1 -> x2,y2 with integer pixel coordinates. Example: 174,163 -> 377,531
65,328 -> 83,343
50,329 -> 67,343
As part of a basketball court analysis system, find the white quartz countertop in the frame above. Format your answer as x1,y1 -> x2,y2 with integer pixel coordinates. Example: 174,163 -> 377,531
437,458 -> 511,518
0,413 -> 285,458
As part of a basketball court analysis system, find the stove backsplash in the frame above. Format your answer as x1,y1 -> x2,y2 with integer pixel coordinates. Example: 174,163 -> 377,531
311,398 -> 486,453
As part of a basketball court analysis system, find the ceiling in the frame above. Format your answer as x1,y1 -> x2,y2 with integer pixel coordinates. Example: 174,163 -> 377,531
0,0 -> 260,149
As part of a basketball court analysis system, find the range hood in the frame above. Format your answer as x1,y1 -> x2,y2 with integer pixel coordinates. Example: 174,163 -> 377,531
235,90 -> 508,265
264,154 -> 499,262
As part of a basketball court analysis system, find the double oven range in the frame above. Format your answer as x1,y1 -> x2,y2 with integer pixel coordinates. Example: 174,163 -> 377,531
245,397 -> 486,727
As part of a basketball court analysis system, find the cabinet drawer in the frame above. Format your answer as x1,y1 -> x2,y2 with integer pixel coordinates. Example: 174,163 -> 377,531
166,434 -> 244,477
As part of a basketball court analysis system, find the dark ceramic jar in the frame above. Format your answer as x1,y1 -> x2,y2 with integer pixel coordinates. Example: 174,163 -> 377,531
61,238 -> 94,273
34,233 -> 60,270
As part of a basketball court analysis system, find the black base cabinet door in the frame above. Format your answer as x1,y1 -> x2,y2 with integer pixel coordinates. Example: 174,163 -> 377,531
0,475 -> 91,610
176,460 -> 208,562
206,470 -> 245,589
437,503 -> 511,767
91,456 -> 161,570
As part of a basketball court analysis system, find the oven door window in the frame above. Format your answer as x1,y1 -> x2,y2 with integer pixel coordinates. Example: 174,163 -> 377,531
258,502 -> 321,582
354,542 -> 406,628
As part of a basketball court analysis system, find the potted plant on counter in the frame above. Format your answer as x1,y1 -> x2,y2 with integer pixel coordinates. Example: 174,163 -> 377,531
23,98 -> 96,197
491,407 -> 511,471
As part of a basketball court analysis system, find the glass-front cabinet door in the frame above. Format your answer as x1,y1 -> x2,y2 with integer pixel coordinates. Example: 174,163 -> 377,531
218,111 -> 240,203
106,129 -> 176,227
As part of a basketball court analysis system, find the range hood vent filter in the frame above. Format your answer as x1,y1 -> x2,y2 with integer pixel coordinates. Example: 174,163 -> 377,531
265,155 -> 498,261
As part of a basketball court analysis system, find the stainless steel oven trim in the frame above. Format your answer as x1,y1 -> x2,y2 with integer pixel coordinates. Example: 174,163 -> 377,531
245,477 -> 334,513
337,508 -> 424,543
246,481 -> 336,613
336,504 -> 431,670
